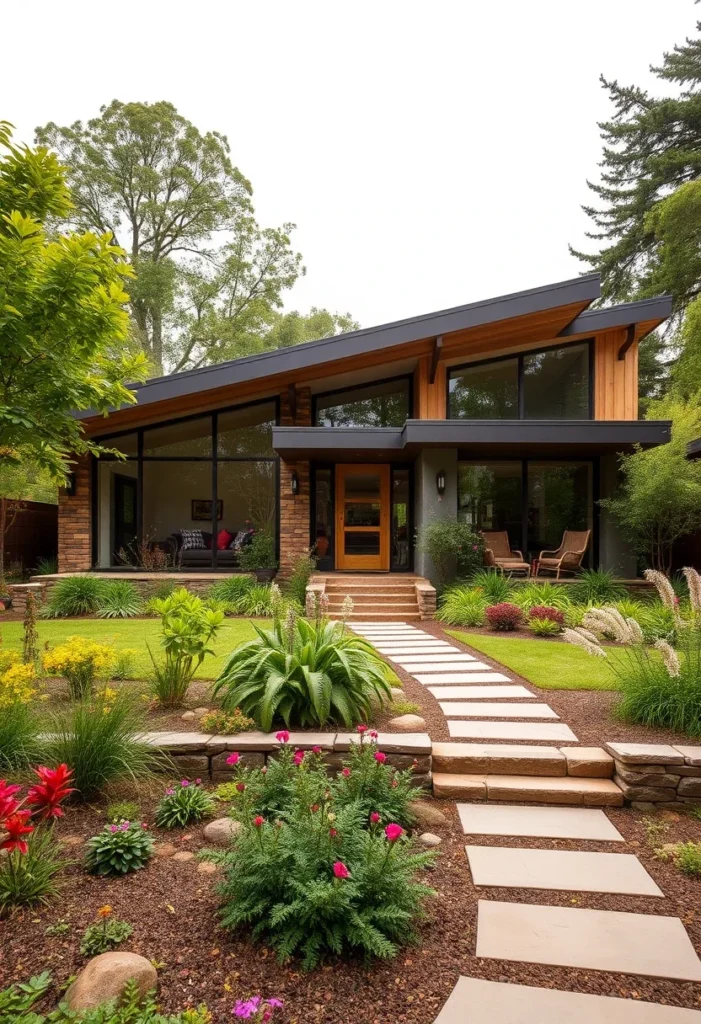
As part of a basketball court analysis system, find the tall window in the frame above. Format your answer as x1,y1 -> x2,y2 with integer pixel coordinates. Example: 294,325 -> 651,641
448,342 -> 591,420
96,400 -> 278,568
314,378 -> 411,427
527,462 -> 591,559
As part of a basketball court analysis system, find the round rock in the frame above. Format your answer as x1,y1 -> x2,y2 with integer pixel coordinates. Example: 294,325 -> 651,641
193,707 -> 209,715
203,817 -> 242,846
180,711 -> 196,721
197,860 -> 218,874
390,687 -> 404,699
418,832 -> 442,847
388,713 -> 426,732
171,850 -> 195,862
64,952 -> 157,1011
409,800 -> 448,828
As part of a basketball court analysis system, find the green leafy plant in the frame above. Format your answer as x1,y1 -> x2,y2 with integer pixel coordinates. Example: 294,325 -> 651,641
106,800 -> 140,824
570,568 -> 627,605
42,575 -> 107,618
208,574 -> 255,612
45,919 -> 70,937
638,603 -> 679,643
35,555 -> 58,576
85,821 -> 154,876
676,842 -> 701,876
468,569 -> 513,604
528,617 -> 563,636
332,732 -> 418,827
154,780 -> 215,829
97,580 -> 143,619
436,586 -> 486,627
390,698 -> 422,715
238,531 -> 278,572
510,581 -> 571,612
148,588 -> 224,706
0,970 -> 52,1021
110,648 -> 138,681
41,691 -> 163,800
234,583 -> 282,617
198,708 -> 255,734
416,518 -> 484,589
214,610 -> 391,729
80,908 -> 133,956
0,829 -> 67,913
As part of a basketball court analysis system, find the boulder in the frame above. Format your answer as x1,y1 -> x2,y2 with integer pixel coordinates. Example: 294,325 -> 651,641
418,832 -> 442,847
64,953 -> 157,1011
409,800 -> 448,828
193,707 -> 210,715
202,817 -> 242,846
180,711 -> 196,721
389,714 -> 426,732
390,687 -> 404,699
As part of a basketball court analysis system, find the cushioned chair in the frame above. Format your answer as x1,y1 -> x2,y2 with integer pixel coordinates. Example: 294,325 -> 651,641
481,531 -> 530,576
536,529 -> 591,579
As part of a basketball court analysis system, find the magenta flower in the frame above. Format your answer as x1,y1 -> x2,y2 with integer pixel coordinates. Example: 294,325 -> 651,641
385,823 -> 403,842
333,861 -> 350,879
233,995 -> 261,1018
268,998 -> 284,1008
369,730 -> 378,739
236,782 -> 246,793
341,768 -> 351,777
275,730 -> 290,744
165,787 -> 175,796
109,824 -> 118,833
141,822 -> 148,829
226,753 -> 240,766
293,749 -> 305,766
312,745 -> 322,755
180,779 -> 189,787
357,724 -> 368,734
195,778 -> 202,785
370,811 -> 380,824
374,751 -> 387,763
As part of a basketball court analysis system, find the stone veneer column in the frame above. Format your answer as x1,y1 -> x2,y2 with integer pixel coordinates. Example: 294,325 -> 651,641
278,386 -> 312,579
58,454 -> 92,572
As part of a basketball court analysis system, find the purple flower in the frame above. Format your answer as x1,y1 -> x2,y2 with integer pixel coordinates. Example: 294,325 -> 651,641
233,995 -> 261,1018
268,998 -> 284,1008
109,824 -> 118,833
120,821 -> 130,831
165,787 -> 175,796
180,779 -> 190,788
195,778 -> 202,785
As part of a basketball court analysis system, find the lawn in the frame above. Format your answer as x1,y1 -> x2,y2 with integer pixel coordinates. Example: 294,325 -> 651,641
0,617 -> 263,679
445,630 -> 626,691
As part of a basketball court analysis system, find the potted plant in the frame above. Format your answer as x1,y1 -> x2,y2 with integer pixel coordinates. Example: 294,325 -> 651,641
239,529 -> 278,582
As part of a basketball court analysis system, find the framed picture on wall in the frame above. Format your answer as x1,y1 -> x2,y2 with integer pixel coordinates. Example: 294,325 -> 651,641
191,499 -> 223,521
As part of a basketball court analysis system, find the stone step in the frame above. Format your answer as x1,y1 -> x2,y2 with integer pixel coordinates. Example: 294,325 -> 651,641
333,612 -> 423,622
327,598 -> 419,609
433,772 -> 624,806
433,742 -> 568,777
326,583 -> 417,593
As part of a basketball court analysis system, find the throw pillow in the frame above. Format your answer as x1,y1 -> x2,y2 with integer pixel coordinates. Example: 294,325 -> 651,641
217,529 -> 234,550
230,530 -> 248,551
181,529 -> 205,550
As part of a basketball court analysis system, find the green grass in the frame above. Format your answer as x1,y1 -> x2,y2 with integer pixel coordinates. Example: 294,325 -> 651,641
445,630 -> 626,691
0,618 -> 263,680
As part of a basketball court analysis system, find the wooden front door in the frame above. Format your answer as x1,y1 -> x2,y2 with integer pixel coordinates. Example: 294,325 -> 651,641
335,464 -> 390,571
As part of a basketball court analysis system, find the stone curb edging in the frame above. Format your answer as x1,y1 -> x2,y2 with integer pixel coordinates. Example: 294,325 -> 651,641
606,742 -> 701,809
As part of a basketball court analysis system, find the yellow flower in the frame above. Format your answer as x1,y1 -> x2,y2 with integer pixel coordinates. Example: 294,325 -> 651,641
0,662 -> 37,708
97,905 -> 112,918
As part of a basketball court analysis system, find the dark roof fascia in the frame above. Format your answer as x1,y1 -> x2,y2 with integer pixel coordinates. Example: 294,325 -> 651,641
272,426 -> 404,453
687,437 -> 701,460
558,296 -> 672,339
75,274 -> 601,420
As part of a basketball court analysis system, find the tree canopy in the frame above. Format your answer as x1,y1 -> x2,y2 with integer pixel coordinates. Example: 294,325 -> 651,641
0,120 -> 146,482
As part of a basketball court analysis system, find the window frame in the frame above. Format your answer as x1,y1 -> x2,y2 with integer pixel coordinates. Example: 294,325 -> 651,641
91,396 -> 280,569
447,339 -> 594,421
312,374 -> 414,428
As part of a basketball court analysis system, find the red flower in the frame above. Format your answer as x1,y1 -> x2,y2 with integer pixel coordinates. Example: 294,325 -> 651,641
275,731 -> 290,744
0,780 -> 22,821
384,823 -> 403,843
254,816 -> 264,828
293,749 -> 305,766
1,810 -> 34,854
312,745 -> 322,755
329,828 -> 338,838
26,764 -> 74,820
356,724 -> 368,734
310,804 -> 320,813
369,730 -> 378,739
370,812 -> 381,824
341,768 -> 351,778
374,751 -> 387,764
236,782 -> 246,793
333,861 -> 350,879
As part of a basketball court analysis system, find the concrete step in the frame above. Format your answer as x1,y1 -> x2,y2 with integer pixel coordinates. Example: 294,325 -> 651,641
327,600 -> 419,611
432,772 -> 624,806
433,742 -> 568,777
334,612 -> 423,622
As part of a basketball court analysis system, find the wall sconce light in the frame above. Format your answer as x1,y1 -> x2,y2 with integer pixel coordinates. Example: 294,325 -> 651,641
290,471 -> 300,496
64,472 -> 77,497
436,470 -> 446,498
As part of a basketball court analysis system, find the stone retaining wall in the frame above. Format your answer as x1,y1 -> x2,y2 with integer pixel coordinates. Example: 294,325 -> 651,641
144,730 -> 432,788
606,742 -> 701,809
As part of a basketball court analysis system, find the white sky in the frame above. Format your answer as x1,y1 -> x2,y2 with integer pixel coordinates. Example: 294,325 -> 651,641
2,0 -> 698,329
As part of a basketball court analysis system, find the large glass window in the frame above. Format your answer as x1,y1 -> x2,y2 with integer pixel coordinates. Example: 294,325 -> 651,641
448,342 -> 591,420
217,402 -> 275,456
315,378 -> 410,427
143,416 -> 212,457
458,463 -> 523,545
527,462 -> 592,562
449,359 -> 518,419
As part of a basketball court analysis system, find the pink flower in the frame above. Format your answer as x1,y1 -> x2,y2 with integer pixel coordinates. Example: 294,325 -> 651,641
261,766 -> 268,774
333,861 -> 350,879
141,822 -> 148,829
391,779 -> 398,788
293,749 -> 305,766
385,823 -> 403,843
370,812 -> 380,824
341,768 -> 351,777
110,824 -> 118,833
165,787 -> 175,796
195,778 -> 202,785
275,731 -> 290,744
374,751 -> 387,763
180,779 -> 190,787
357,724 -> 368,734
254,815 -> 264,828
236,782 -> 246,793
312,745 -> 322,755
329,828 -> 338,838
369,730 -> 378,739
226,753 -> 240,766
268,998 -> 284,1008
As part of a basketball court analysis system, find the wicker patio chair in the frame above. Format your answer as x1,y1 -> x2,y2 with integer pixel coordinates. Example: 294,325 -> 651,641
536,529 -> 591,579
481,530 -> 530,576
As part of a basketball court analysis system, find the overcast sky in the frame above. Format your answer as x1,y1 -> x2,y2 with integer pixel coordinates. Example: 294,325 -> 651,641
2,1 -> 698,329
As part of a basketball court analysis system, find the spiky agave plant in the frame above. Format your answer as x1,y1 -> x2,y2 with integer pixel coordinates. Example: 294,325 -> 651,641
213,616 -> 392,729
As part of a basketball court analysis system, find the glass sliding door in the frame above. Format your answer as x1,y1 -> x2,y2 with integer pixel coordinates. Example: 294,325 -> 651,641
527,462 -> 592,564
458,462 -> 523,556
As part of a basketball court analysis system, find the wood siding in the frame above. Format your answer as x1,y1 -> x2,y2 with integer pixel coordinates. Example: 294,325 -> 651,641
594,329 -> 638,420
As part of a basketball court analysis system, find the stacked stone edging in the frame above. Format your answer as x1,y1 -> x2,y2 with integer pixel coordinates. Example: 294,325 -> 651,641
605,742 -> 701,808
144,730 -> 432,788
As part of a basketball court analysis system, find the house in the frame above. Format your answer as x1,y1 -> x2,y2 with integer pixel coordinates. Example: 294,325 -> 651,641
59,273 -> 672,589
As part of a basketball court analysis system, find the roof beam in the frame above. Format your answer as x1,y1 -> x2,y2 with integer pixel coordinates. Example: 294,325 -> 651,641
429,335 -> 443,384
618,324 -> 636,361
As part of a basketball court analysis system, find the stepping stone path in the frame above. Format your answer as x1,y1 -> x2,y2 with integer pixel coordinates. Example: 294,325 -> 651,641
351,622 -> 701,1019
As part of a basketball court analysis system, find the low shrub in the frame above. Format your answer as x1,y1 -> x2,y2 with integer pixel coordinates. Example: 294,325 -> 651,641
569,568 -> 627,605
41,691 -> 163,801
416,518 -> 484,589
214,610 -> 391,729
676,842 -> 701,877
238,531 -> 278,572
148,588 -> 224,707
238,583 -> 280,617
468,569 -> 513,604
390,698 -> 422,715
42,636 -> 114,699
106,800 -> 140,824
110,648 -> 138,681
154,779 -> 215,829
638,603 -> 678,644
42,575 -> 106,617
96,580 -> 143,619
436,586 -> 486,627
529,605 -> 565,625
511,581 -> 570,612
485,602 -> 522,631
208,574 -> 256,612
80,907 -> 133,956
85,820 -> 154,876
332,730 -> 418,827
0,656 -> 37,707
528,617 -> 562,637
198,708 -> 255,734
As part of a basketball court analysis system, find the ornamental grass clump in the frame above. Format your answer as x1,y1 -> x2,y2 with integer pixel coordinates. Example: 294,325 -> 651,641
564,567 -> 701,735
213,603 -> 391,729
154,778 -> 215,829
85,820 -> 154,876
96,580 -> 143,618
0,651 -> 40,770
436,586 -> 486,627
41,575 -> 106,617
42,636 -> 114,700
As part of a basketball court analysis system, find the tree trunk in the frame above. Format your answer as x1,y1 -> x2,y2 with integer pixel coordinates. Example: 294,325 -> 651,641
151,307 -> 163,374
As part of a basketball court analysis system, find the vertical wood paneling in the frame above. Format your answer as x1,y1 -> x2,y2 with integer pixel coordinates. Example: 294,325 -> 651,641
415,356 -> 446,419
594,329 -> 637,420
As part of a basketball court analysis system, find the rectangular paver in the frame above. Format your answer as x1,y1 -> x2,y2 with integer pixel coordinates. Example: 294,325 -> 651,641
448,720 -> 578,742
605,743 -> 685,766
417,671 -> 511,684
434,976 -> 701,1024
440,701 -> 557,719
433,742 -> 567,776
428,685 -> 533,700
457,803 -> 624,840
476,901 -> 701,981
393,654 -> 477,665
673,746 -> 701,766
467,845 -> 662,896
403,661 -> 492,674
379,647 -> 461,656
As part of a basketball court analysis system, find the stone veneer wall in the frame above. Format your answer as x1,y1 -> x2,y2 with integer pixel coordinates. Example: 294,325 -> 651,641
606,742 -> 701,809
58,455 -> 92,572
145,730 -> 432,788
278,386 -> 312,579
